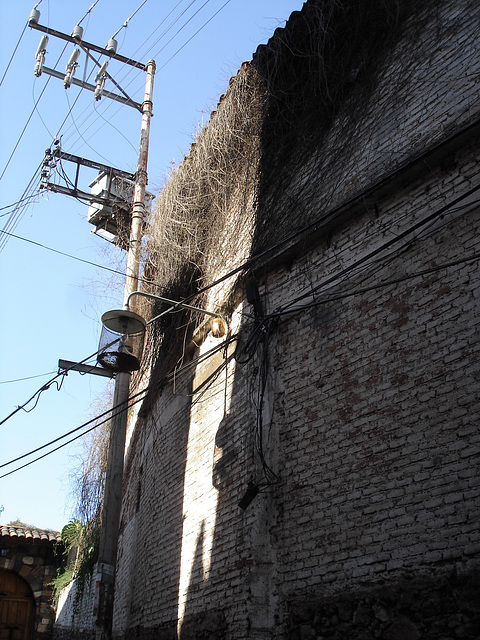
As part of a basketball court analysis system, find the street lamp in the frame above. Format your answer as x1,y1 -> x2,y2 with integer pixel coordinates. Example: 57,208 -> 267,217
98,291 -> 227,373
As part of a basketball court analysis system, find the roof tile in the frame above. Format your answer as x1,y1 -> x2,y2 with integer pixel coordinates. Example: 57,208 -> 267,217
0,524 -> 61,543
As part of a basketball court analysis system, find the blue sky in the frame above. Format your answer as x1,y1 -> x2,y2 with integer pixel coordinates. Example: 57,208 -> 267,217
0,0 -> 302,531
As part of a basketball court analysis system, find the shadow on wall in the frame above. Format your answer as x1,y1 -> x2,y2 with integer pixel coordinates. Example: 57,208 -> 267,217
178,521 -> 227,639
178,310 -> 278,639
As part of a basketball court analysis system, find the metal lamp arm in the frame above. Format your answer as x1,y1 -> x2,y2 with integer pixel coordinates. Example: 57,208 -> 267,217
126,291 -> 226,326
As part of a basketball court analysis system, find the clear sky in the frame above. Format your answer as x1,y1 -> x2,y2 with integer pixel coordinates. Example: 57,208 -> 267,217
0,0 -> 302,532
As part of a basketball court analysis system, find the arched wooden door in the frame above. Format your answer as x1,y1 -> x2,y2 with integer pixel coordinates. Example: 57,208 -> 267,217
0,569 -> 35,640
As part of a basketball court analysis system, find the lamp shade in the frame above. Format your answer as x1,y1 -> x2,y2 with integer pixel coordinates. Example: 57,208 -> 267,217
97,309 -> 146,373
101,309 -> 146,335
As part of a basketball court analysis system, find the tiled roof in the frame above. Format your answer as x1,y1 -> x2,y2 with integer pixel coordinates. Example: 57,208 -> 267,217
0,524 -> 61,543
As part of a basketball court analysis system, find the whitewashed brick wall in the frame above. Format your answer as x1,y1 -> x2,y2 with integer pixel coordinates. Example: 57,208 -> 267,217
107,2 -> 480,638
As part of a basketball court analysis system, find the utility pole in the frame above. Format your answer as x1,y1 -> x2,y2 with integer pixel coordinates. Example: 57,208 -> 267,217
28,12 -> 155,636
95,59 -> 155,640
28,10 -> 155,640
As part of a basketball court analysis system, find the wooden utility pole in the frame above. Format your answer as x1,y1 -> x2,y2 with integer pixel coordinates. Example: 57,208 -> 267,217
95,59 -> 155,640
28,13 -> 155,638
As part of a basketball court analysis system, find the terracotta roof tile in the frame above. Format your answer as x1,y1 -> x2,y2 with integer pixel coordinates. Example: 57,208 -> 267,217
0,524 -> 61,543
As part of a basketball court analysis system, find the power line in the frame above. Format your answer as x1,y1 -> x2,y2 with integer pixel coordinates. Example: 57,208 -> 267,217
77,0 -> 102,27
58,1 -> 196,153
151,0 -> 213,60
0,390 -> 128,471
0,192 -> 44,215
140,0 -> 200,60
0,229 -> 127,276
0,40 -> 69,186
268,252 -> 480,320
0,371 -> 58,385
0,0 -> 236,257
64,91 -> 117,165
276,183 -> 480,316
0,22 -> 27,88
32,81 -> 55,139
0,38 -> 79,253
0,338 -> 232,477
62,0 -> 229,154
93,101 -> 138,153
111,0 -> 149,39
172,122 -> 480,309
0,415 -> 114,480
0,349 -> 104,428
122,0 -> 186,64
0,373 -> 65,428
156,0 -> 233,72
2,237 -> 476,480
0,81 -> 52,185
53,0 -> 235,165
0,164 -> 43,253
0,3 -> 114,248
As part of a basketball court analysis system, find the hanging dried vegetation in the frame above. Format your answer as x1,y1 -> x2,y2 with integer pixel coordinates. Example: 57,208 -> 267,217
135,62 -> 266,402
135,0 -> 425,398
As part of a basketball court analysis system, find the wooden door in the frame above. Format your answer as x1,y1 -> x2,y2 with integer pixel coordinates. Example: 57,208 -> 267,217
0,570 -> 35,640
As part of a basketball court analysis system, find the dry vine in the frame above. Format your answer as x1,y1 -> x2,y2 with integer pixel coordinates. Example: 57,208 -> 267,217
133,62 -> 266,405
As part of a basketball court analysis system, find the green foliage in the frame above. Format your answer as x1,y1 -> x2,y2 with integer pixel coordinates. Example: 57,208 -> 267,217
7,519 -> 39,528
61,519 -> 84,551
50,518 -> 100,612
51,567 -> 74,606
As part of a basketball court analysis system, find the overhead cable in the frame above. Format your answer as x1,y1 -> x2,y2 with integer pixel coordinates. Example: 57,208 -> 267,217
0,23 -> 27,88
0,371 -> 58,385
268,252 -> 480,320
156,0 -> 233,72
0,229 -> 127,277
0,192 -> 44,216
276,182 -> 480,316
0,164 -> 43,253
0,348 -> 109,428
0,338 -> 235,477
77,0 -> 101,27
0,81 -> 51,185
0,41 -> 69,186
111,0 -> 149,39
151,0 -> 212,60
60,0 -> 195,150
63,0 -> 227,149
1,231 -> 475,478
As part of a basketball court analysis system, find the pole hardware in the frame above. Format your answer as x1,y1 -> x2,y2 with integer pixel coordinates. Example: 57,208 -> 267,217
41,147 -> 135,205
29,8 -> 144,110
34,35 -> 48,76
64,48 -> 81,88
94,61 -> 109,100
58,359 -> 115,379
28,13 -> 145,69
40,66 -> 142,110
127,291 -> 228,335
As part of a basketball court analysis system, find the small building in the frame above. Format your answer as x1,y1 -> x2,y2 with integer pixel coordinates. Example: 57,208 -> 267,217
0,525 -> 62,640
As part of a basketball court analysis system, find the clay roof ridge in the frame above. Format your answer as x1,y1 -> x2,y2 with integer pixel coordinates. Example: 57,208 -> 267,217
0,523 -> 61,543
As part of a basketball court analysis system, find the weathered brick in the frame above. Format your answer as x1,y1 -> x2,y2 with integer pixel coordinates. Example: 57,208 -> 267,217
53,3 -> 480,639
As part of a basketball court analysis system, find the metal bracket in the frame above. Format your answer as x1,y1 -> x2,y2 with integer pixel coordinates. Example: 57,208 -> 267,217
58,359 -> 115,378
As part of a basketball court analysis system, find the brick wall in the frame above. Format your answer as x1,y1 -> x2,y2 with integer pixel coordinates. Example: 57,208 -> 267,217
252,0 -> 480,253
0,526 -> 61,640
110,1 -> 480,638
54,575 -> 96,639
265,140 -> 480,637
